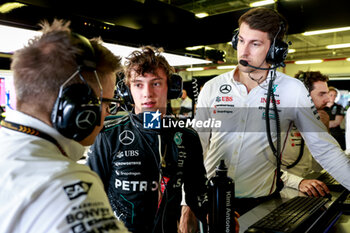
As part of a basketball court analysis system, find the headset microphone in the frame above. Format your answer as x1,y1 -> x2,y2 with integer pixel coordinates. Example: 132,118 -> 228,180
239,60 -> 274,70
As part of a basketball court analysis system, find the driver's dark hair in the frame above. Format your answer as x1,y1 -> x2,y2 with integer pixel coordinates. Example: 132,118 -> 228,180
124,46 -> 174,86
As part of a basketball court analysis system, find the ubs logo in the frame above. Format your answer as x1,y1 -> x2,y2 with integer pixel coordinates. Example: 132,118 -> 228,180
119,130 -> 135,145
220,84 -> 232,94
216,96 -> 233,102
116,150 -> 139,158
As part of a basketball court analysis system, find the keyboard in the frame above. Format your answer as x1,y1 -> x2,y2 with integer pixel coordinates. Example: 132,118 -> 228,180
305,171 -> 344,192
245,196 -> 330,233
317,172 -> 344,192
318,172 -> 338,184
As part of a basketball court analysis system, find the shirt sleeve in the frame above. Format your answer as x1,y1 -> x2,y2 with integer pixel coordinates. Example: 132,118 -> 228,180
293,84 -> 350,191
346,112 -> 350,153
18,171 -> 129,233
281,169 -> 303,190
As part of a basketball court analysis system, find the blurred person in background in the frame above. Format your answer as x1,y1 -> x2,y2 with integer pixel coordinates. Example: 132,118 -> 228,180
325,86 -> 346,150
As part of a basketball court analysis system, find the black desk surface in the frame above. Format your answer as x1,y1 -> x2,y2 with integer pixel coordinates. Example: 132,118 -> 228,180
238,187 -> 350,233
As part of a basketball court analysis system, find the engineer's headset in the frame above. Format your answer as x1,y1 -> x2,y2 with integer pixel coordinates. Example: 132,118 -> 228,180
231,23 -> 289,68
51,33 -> 101,141
116,73 -> 183,106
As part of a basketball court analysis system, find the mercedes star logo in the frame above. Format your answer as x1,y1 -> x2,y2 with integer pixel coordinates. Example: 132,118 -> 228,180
220,84 -> 232,94
119,130 -> 135,145
76,110 -> 97,129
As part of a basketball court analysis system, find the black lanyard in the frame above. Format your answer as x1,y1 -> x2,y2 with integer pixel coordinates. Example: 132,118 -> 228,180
1,120 -> 68,157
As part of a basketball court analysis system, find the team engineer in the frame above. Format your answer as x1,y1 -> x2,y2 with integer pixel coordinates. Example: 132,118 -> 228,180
87,46 -> 215,233
182,7 -> 350,223
281,71 -> 330,195
0,20 -> 128,232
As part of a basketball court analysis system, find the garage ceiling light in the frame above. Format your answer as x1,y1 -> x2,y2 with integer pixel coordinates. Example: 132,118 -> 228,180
0,2 -> 26,13
0,24 -> 211,67
217,65 -> 236,70
0,25 -> 40,53
303,26 -> 350,36
295,60 -> 323,64
186,67 -> 204,71
326,43 -> 350,49
250,0 -> 275,7
104,43 -> 210,67
195,12 -> 209,18
186,46 -> 205,50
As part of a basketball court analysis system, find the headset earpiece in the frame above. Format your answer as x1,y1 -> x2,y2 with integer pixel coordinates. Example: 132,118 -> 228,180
167,74 -> 183,99
116,80 -> 134,105
51,32 -> 101,141
51,83 -> 100,141
266,23 -> 289,67
265,39 -> 289,67
231,29 -> 239,50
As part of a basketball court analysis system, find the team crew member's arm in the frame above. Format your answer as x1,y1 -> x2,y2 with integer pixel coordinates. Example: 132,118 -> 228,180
329,115 -> 344,128
18,172 -> 129,233
183,129 -> 209,221
179,129 -> 209,233
280,170 -> 303,190
281,168 -> 329,197
87,132 -> 112,190
178,82 -> 211,233
294,85 -> 350,190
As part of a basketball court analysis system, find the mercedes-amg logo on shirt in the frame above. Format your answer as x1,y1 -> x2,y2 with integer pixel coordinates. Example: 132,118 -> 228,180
76,110 -> 97,129
119,130 -> 135,145
220,84 -> 232,94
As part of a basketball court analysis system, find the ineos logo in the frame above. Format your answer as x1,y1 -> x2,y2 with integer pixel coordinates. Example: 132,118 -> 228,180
119,130 -> 135,145
76,110 -> 97,129
220,84 -> 232,94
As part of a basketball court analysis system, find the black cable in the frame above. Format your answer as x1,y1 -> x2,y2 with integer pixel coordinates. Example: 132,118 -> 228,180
265,71 -> 277,156
248,72 -> 264,85
265,68 -> 283,191
245,59 -> 269,88
192,78 -> 199,104
271,78 -> 283,191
